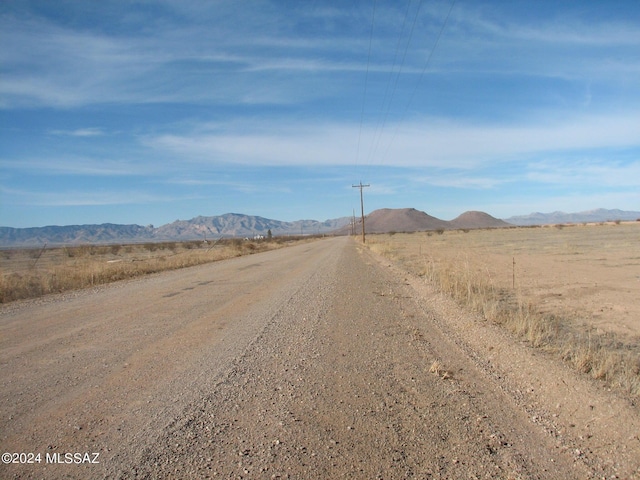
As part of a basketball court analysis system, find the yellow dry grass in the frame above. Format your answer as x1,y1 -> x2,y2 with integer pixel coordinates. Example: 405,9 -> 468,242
0,237 -> 316,303
366,223 -> 640,396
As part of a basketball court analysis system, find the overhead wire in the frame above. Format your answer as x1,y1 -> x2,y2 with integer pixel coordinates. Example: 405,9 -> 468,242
362,0 -> 425,182
355,0 -> 378,181
379,0 -> 456,165
352,0 -> 455,214
364,0 -> 414,165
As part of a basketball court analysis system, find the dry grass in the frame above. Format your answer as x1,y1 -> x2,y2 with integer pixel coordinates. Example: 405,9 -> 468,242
429,359 -> 451,379
366,224 -> 640,396
0,236 -> 318,304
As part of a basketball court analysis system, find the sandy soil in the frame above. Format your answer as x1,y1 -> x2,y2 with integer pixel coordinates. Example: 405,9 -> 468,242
1,237 -> 638,479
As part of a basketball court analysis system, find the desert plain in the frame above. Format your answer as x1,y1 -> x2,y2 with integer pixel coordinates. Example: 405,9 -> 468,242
367,221 -> 640,394
370,222 -> 640,338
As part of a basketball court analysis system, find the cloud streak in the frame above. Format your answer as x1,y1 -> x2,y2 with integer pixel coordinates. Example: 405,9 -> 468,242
2,2 -> 638,108
0,186 -> 190,207
143,113 -> 640,169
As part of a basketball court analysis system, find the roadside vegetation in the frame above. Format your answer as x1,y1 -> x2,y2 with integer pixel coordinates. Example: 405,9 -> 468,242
0,236 -> 319,303
365,224 -> 640,397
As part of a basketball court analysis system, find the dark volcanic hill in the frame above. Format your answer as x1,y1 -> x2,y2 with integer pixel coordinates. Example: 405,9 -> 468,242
449,211 -> 511,229
364,208 -> 450,233
335,208 -> 510,235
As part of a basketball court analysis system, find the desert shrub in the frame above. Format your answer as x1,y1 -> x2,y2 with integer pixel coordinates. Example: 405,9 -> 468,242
143,242 -> 158,252
0,273 -> 45,303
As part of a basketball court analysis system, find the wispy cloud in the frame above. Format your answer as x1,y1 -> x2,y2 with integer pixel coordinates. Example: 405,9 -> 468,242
143,113 -> 640,168
526,158 -> 640,187
0,156 -> 149,176
48,128 -> 106,137
4,1 -> 637,110
1,186 -> 200,207
412,174 -> 506,190
161,176 -> 291,194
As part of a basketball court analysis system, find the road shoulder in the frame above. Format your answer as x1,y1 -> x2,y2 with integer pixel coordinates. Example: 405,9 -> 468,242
364,242 -> 640,479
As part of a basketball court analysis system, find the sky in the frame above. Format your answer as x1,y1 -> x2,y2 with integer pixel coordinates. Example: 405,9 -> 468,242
1,0 -> 639,228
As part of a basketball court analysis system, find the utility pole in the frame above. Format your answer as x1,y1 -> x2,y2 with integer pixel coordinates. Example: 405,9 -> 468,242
352,182 -> 370,243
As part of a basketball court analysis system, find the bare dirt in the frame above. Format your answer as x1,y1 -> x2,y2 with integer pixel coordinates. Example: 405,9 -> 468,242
1,237 -> 639,479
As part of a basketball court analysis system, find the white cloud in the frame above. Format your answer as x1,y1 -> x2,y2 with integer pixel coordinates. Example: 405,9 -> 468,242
143,113 -> 640,169
2,1 -> 638,110
0,156 -> 148,176
526,159 -> 640,187
48,128 -> 106,137
412,174 -> 505,190
0,186 -> 199,207
161,177 -> 291,194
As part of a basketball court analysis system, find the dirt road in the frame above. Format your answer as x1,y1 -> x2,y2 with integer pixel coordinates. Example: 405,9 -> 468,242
1,237 -> 638,479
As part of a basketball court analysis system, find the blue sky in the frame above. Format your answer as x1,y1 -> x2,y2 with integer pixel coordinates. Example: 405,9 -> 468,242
1,0 -> 639,228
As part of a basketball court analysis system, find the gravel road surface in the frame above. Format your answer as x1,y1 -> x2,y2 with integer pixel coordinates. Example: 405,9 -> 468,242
1,237 -> 637,479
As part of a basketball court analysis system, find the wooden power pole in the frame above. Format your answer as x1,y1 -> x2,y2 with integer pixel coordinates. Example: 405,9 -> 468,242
352,182 -> 370,243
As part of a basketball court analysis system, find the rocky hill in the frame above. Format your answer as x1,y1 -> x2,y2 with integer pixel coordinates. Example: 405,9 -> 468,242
361,208 -> 450,233
336,208 -> 510,235
153,214 -> 349,240
0,214 -> 350,247
449,211 -> 511,229
0,224 -> 154,247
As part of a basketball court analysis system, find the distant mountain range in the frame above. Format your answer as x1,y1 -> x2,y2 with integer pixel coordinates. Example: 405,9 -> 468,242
504,208 -> 640,226
0,214 -> 351,247
153,214 -> 350,240
1,208 -> 637,247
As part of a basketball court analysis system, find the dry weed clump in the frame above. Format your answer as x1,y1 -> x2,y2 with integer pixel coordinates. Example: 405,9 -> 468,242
429,359 -> 451,379
0,237 -> 315,303
365,231 -> 640,397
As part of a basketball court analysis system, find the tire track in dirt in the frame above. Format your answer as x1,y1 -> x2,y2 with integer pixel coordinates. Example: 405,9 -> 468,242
121,240 -> 586,479
0,239 -> 341,479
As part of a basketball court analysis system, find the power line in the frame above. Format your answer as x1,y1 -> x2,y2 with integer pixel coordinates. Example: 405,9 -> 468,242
380,0 -> 456,164
355,0 -> 378,174
365,0 -> 424,175
364,0 -> 414,166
